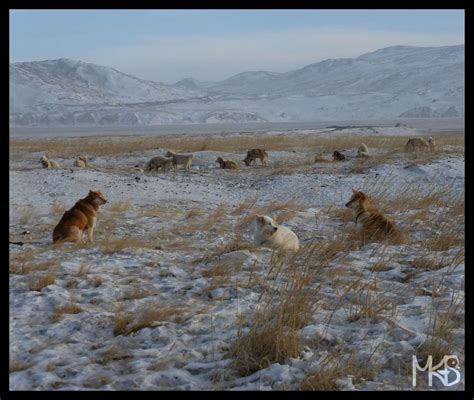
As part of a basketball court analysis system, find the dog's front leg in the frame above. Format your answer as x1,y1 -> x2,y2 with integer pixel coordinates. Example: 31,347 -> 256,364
88,218 -> 96,243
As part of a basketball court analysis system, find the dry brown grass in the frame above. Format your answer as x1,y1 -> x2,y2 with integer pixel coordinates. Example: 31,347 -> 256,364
168,202 -> 230,237
267,162 -> 314,177
207,235 -> 256,260
423,231 -> 464,252
411,257 -> 447,271
98,345 -> 132,365
202,260 -> 243,291
19,206 -> 37,225
257,199 -> 305,215
76,263 -> 90,277
10,257 -> 57,275
113,303 -> 183,336
28,270 -> 56,291
201,260 -> 238,279
50,200 -> 67,215
90,275 -> 106,288
314,154 -> 333,163
107,200 -> 131,213
228,250 -> 323,376
140,204 -> 176,218
346,282 -> 393,322
185,207 -> 204,219
274,209 -> 297,224
51,302 -> 82,323
82,375 -> 112,389
120,287 -> 152,301
299,353 -> 377,391
369,253 -> 396,272
98,236 -> 158,254
12,132 -> 462,159
231,198 -> 257,216
10,361 -> 33,373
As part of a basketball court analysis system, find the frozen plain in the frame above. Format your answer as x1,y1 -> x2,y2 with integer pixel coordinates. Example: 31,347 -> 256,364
9,124 -> 464,390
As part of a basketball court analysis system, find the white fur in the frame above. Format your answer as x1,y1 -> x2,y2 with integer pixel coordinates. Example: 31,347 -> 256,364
357,143 -> 370,157
253,215 -> 299,252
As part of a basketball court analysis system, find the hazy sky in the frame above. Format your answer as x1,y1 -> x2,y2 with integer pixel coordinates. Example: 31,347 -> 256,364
10,9 -> 464,83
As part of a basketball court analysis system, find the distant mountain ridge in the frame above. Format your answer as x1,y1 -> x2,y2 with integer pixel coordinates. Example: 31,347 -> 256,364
10,44 -> 464,126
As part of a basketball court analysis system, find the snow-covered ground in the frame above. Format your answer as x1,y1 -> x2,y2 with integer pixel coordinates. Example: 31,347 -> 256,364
9,127 -> 464,390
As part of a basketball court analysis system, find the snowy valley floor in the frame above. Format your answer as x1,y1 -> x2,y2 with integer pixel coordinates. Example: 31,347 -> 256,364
9,128 -> 465,390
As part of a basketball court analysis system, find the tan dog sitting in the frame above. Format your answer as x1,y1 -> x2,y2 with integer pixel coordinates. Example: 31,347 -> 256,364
345,189 -> 405,245
53,190 -> 107,243
40,155 -> 60,169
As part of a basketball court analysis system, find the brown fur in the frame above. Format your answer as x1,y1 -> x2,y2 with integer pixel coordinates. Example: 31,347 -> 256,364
314,154 -> 333,163
40,155 -> 51,168
145,156 -> 173,173
216,157 -> 239,170
243,149 -> 268,166
333,151 -> 346,161
345,189 -> 405,245
52,190 -> 107,244
405,137 -> 435,153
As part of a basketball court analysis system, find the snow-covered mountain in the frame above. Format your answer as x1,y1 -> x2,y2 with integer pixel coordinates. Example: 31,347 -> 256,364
10,58 -> 204,112
10,45 -> 464,126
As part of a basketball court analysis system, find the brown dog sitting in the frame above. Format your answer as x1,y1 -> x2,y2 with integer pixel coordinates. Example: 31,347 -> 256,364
52,190 -> 107,244
345,189 -> 405,245
216,157 -> 239,170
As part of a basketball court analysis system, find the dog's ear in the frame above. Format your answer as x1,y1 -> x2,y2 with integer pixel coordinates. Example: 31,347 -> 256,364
352,188 -> 357,194
255,215 -> 265,224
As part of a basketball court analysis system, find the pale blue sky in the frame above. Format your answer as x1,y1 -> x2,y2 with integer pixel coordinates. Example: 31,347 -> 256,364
10,9 -> 464,83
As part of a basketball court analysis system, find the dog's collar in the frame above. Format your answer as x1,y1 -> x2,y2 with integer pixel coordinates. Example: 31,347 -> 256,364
355,211 -> 365,224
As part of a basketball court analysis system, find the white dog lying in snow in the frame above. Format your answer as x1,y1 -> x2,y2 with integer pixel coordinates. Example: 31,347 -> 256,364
253,215 -> 300,252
